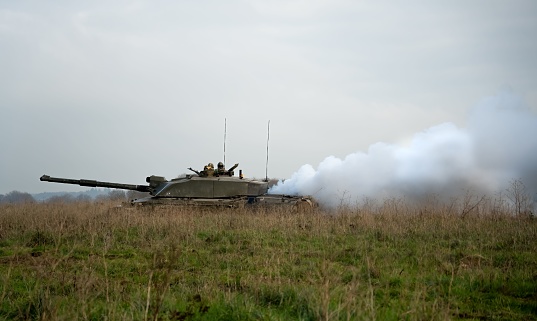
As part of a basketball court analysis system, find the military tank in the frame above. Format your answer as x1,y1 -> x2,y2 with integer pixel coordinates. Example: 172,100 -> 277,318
40,162 -> 315,209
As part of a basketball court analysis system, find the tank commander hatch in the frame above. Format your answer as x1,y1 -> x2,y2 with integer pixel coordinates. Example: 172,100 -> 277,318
188,162 -> 238,177
189,163 -> 215,177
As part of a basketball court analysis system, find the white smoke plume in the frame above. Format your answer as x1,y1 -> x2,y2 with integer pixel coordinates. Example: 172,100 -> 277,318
269,91 -> 537,208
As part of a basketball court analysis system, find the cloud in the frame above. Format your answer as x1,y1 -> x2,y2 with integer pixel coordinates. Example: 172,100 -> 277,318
1,1 -> 537,194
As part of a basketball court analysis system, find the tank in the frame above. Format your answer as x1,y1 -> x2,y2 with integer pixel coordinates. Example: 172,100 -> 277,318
39,162 -> 315,209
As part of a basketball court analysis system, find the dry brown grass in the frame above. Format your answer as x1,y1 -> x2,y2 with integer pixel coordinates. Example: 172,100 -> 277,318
0,200 -> 536,320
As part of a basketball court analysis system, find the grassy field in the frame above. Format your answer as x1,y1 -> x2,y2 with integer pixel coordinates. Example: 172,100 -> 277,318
0,200 -> 536,320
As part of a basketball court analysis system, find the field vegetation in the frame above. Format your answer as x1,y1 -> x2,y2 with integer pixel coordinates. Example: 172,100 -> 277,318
0,195 -> 536,320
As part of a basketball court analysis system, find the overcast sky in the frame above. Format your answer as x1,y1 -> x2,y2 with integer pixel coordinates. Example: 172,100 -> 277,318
1,0 -> 537,195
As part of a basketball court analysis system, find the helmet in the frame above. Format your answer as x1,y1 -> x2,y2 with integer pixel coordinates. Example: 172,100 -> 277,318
218,162 -> 224,169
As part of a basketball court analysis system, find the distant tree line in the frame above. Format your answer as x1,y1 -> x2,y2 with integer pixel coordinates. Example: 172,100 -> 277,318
0,190 -> 149,204
0,191 -> 36,204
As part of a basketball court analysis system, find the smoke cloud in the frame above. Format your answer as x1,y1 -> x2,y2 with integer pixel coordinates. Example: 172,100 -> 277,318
269,91 -> 537,208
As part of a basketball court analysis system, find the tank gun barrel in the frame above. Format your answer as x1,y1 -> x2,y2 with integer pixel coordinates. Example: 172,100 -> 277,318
40,175 -> 152,193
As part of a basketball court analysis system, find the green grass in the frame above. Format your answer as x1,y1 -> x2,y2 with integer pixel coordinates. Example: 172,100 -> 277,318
0,202 -> 536,320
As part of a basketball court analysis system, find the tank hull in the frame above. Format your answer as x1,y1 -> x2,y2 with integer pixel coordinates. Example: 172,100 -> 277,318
129,194 -> 315,210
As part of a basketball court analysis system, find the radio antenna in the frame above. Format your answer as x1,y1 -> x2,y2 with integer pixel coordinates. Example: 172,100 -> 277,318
223,118 -> 227,166
265,120 -> 270,181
